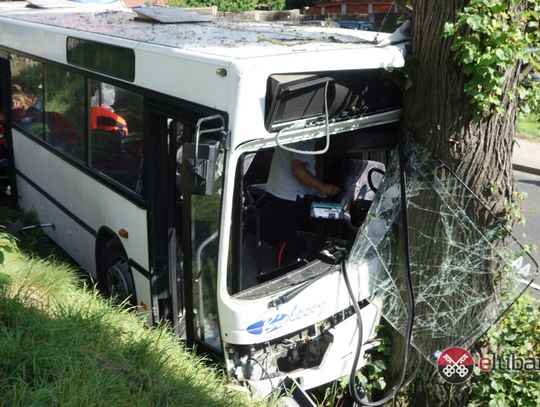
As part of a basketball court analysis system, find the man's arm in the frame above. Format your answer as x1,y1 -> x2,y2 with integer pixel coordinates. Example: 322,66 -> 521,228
292,159 -> 340,196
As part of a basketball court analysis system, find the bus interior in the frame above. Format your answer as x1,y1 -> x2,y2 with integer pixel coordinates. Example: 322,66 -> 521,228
229,123 -> 400,297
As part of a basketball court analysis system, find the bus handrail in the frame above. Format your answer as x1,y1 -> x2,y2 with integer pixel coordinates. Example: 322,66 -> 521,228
194,114 -> 225,171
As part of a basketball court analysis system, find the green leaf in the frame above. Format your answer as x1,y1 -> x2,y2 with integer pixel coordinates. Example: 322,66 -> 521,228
373,377 -> 386,390
495,48 -> 505,60
0,272 -> 10,286
444,22 -> 456,36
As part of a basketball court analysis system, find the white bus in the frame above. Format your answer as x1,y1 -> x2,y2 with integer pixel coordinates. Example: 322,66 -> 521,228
0,2 -> 407,396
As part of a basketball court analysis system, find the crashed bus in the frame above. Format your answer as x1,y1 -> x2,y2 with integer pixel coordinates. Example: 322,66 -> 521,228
0,2 -> 537,402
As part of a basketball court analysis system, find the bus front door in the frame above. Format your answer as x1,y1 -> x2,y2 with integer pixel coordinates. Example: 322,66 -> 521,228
147,106 -> 224,355
180,115 -> 225,354
146,108 -> 186,340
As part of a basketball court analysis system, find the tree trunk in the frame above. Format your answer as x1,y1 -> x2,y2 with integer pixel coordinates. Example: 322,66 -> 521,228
397,1 -> 523,405
404,0 -> 518,216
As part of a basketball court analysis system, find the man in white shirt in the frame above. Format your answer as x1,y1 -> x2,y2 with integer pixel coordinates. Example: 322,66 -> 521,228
263,143 -> 340,265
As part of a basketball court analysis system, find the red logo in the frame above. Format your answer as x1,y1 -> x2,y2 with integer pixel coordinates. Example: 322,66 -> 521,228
437,346 -> 474,384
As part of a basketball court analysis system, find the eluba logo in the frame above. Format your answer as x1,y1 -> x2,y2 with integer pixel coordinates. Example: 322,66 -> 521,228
437,346 -> 474,384
436,345 -> 540,384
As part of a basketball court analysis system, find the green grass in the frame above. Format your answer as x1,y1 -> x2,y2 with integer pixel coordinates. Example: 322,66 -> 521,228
516,113 -> 540,140
0,207 -> 260,407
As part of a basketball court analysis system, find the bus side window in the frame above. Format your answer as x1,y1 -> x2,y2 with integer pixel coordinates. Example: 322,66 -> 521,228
88,80 -> 143,194
44,65 -> 85,162
10,56 -> 45,140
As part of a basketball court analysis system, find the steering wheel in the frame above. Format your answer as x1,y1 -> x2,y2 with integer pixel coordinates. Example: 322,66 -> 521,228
367,167 -> 386,193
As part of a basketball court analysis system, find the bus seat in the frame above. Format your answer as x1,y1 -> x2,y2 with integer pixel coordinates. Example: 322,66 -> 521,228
45,111 -> 80,152
340,159 -> 385,226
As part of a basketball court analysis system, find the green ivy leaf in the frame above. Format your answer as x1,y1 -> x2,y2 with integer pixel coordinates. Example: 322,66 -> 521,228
373,377 -> 386,390
0,272 -> 10,286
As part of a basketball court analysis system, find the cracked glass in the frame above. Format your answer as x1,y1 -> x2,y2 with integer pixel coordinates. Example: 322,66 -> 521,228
347,139 -> 538,363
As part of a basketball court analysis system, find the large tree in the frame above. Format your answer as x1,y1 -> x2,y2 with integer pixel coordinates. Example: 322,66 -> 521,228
396,0 -> 539,405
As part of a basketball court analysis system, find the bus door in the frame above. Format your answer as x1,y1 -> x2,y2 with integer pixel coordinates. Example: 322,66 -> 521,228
146,107 -> 187,340
180,115 -> 226,354
147,105 -> 225,354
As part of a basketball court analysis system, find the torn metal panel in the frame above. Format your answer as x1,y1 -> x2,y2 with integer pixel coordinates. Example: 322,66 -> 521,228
347,139 -> 538,362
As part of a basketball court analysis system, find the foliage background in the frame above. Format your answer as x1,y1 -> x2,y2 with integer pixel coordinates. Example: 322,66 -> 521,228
168,0 -> 285,12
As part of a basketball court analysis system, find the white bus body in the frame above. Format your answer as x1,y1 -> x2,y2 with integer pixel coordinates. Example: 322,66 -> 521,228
0,2 -> 406,396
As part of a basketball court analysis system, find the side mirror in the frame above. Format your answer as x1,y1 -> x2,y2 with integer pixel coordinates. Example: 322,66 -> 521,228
184,115 -> 226,196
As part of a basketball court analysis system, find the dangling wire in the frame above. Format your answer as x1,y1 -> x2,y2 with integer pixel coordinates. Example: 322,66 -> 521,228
377,0 -> 398,34
343,131 -> 415,406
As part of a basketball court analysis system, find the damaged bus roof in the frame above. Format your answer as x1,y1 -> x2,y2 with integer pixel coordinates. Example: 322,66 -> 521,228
0,3 -> 405,62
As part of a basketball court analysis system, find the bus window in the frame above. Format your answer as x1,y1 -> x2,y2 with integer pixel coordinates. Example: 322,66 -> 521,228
88,80 -> 143,194
10,55 -> 44,139
44,65 -> 85,162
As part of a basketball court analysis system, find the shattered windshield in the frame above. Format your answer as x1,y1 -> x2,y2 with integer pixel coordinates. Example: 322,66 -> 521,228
347,139 -> 538,363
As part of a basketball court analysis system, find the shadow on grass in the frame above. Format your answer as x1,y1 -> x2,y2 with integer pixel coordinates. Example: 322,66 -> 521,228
0,294 -> 241,407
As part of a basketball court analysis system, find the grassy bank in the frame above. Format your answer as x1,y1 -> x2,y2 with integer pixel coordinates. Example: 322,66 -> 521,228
0,209 -> 257,407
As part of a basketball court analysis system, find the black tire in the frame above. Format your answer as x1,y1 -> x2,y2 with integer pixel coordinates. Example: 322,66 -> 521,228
102,240 -> 136,306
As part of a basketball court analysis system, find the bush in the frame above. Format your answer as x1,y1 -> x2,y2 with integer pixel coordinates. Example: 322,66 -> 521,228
261,0 -> 285,11
468,294 -> 540,407
184,0 -> 257,12
170,0 -> 285,12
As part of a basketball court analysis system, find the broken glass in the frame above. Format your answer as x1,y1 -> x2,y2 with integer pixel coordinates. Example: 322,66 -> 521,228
347,138 -> 538,363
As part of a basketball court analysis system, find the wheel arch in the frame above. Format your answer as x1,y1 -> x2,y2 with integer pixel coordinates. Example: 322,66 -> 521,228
95,226 -> 127,283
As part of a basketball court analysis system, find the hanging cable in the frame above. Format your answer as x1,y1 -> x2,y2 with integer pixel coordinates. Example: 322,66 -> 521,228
342,132 -> 415,406
377,0 -> 397,34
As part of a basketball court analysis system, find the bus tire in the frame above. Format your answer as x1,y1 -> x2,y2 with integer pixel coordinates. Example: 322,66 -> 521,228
103,240 -> 136,306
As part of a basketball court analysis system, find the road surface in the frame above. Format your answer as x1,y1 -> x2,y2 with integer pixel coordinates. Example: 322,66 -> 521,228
513,170 -> 540,294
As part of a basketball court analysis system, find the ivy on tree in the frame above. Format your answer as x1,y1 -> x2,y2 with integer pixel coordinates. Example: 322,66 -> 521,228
444,0 -> 540,118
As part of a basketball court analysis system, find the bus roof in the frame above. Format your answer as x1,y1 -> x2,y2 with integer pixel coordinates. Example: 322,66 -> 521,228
0,2 -> 397,61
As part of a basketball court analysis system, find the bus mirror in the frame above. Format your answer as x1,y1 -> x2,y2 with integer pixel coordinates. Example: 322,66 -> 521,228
184,115 -> 226,196
184,139 -> 220,195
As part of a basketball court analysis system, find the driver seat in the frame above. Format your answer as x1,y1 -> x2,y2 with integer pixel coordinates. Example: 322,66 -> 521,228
340,159 -> 386,226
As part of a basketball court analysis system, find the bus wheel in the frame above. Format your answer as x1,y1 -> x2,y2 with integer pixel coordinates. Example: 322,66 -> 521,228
103,241 -> 136,306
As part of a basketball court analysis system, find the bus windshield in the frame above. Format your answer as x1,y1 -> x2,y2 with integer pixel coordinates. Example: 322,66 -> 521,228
228,124 -> 398,296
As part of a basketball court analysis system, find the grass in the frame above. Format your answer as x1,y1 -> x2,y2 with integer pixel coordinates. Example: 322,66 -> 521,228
0,207 -> 261,407
516,113 -> 540,141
